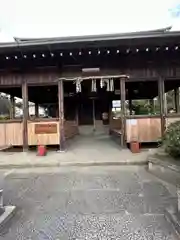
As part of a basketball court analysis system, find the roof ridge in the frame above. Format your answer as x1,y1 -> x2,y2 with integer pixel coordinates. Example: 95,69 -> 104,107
14,26 -> 173,43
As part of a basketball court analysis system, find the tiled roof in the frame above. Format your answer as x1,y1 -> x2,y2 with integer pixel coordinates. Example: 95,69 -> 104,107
0,26 -> 179,50
14,26 -> 174,44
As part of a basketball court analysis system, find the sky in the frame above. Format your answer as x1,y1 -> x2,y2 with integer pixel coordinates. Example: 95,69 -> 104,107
0,0 -> 179,42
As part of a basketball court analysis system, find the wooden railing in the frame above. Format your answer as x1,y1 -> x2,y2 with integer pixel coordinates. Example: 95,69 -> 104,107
0,119 -> 78,146
126,117 -> 161,143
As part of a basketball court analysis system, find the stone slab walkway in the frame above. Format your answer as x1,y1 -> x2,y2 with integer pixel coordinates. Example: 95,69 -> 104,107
0,135 -> 149,168
1,166 -> 178,239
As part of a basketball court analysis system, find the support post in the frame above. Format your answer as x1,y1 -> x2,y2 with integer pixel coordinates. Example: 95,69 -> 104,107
174,88 -> 180,113
129,99 -> 132,115
58,80 -> 66,152
10,96 -> 15,119
92,98 -> 96,132
35,103 -> 39,118
158,77 -> 165,137
120,77 -> 126,147
76,104 -> 79,125
22,80 -> 28,151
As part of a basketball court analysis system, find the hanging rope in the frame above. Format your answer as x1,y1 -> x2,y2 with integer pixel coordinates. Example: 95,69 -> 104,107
73,78 -> 82,93
58,74 -> 129,82
100,78 -> 105,88
105,79 -> 110,91
91,79 -> 97,92
69,75 -> 129,93
110,78 -> 114,91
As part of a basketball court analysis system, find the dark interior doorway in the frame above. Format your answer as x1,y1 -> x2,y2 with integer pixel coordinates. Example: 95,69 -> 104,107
78,96 -> 93,125
77,80 -> 111,126
64,80 -> 112,127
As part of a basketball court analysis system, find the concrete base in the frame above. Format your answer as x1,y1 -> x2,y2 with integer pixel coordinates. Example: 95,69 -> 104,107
148,162 -> 153,170
57,150 -> 66,153
0,206 -> 16,229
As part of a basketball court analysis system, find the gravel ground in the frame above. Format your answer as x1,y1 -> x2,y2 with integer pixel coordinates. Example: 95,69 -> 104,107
0,166 -> 178,240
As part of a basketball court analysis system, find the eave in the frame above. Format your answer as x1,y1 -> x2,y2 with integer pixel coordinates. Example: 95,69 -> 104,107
0,26 -> 180,53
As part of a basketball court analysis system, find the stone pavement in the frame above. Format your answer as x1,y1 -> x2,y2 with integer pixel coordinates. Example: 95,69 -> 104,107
0,135 -> 148,168
0,166 -> 178,239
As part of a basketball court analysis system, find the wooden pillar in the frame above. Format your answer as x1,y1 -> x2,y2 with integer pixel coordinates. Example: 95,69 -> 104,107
149,99 -> 154,114
35,103 -> 39,118
129,99 -> 132,115
164,93 -> 167,114
76,105 -> 79,125
174,88 -> 180,113
120,77 -> 126,147
158,77 -> 165,137
92,98 -> 96,131
58,80 -> 65,152
10,96 -> 15,119
22,80 -> 28,151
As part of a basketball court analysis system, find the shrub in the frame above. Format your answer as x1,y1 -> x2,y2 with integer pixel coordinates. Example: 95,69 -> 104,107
163,120 -> 180,158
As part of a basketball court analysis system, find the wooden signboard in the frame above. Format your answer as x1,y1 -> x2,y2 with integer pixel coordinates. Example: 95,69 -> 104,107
35,123 -> 57,134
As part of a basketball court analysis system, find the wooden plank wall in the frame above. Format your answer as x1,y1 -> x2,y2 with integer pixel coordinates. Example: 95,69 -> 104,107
0,122 -> 23,146
0,121 -> 78,147
0,124 -> 6,146
126,118 -> 161,142
1,66 -> 180,86
28,121 -> 60,145
28,120 -> 78,146
0,70 -> 59,86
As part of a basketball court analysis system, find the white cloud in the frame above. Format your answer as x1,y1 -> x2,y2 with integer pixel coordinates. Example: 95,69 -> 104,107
0,0 -> 179,41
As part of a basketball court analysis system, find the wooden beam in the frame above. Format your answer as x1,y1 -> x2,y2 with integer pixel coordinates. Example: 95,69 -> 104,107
58,80 -> 66,152
158,77 -> 165,137
10,96 -> 15,119
35,103 -> 39,118
120,77 -> 126,147
22,80 -> 28,151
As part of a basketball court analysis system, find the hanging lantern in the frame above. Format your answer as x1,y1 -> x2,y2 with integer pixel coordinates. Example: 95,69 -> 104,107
110,78 -> 114,92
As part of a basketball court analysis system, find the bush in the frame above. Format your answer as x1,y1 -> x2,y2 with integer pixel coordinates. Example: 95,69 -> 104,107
163,120 -> 180,158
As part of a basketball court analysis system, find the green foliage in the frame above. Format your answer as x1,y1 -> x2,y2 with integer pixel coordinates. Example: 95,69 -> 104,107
163,120 -> 180,158
131,99 -> 160,115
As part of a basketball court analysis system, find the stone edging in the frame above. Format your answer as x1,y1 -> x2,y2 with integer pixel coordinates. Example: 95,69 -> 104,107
0,160 -> 148,169
148,154 -> 180,236
148,156 -> 180,174
165,207 -> 180,238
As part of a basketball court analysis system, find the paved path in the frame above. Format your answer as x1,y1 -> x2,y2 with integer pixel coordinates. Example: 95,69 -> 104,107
0,166 -> 178,239
0,135 -> 148,168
